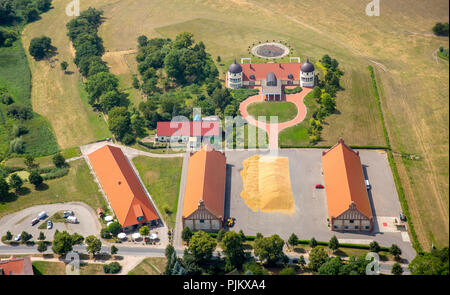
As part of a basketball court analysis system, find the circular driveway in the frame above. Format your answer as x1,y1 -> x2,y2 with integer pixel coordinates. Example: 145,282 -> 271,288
239,87 -> 312,149
0,202 -> 102,242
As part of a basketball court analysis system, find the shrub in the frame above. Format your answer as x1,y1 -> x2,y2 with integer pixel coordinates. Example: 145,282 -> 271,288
28,171 -> 44,187
100,228 -> 111,239
0,93 -> 14,105
7,103 -> 33,120
71,233 -> 84,245
107,222 -> 122,236
279,266 -> 296,275
37,241 -> 48,252
10,137 -> 25,154
41,167 -> 69,180
284,86 -> 302,94
103,262 -> 122,274
38,232 -> 46,241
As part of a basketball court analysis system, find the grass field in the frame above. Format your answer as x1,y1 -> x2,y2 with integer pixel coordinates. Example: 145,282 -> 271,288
132,156 -> 183,229
0,38 -> 59,157
0,159 -> 106,219
32,260 -> 107,275
128,257 -> 166,275
4,147 -> 81,169
21,0 -> 449,250
21,1 -> 112,149
247,101 -> 298,123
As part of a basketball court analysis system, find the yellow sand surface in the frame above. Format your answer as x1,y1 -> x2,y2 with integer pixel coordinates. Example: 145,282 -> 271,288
240,155 -> 294,214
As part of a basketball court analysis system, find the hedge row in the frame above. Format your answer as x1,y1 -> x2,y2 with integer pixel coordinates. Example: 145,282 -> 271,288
297,239 -> 389,251
279,145 -> 390,150
368,66 -> 422,253
284,86 -> 303,94
137,140 -> 167,150
207,232 -> 257,241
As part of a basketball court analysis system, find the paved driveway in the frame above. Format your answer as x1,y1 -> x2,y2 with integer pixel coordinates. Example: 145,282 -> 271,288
224,149 -> 416,262
0,202 -> 102,241
239,87 -> 312,149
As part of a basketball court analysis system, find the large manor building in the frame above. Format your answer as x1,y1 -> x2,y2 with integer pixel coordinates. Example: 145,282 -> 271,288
226,59 -> 315,101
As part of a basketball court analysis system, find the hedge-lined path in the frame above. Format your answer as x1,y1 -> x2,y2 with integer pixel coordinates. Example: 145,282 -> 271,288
239,87 -> 312,150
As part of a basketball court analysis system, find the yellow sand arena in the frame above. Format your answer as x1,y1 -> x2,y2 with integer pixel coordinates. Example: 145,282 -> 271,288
240,155 -> 295,214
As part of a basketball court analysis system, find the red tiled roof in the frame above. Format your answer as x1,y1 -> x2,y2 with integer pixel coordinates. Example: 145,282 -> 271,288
241,63 -> 302,81
322,140 -> 373,220
156,121 -> 220,137
88,145 -> 159,228
0,256 -> 33,275
183,146 -> 226,219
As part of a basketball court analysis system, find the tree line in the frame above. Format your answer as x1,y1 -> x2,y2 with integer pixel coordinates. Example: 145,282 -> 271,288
66,7 -> 145,144
307,54 -> 343,144
0,0 -> 51,25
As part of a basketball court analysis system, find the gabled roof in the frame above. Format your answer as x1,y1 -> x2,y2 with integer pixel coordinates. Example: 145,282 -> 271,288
156,121 -> 220,137
182,146 -> 226,219
241,62 -> 302,81
88,145 -> 159,227
0,256 -> 33,275
322,139 -> 373,220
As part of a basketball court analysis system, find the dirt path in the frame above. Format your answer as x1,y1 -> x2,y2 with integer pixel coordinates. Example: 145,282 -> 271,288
239,88 -> 311,149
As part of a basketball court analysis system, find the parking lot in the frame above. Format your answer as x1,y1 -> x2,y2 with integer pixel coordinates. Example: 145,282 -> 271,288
0,202 -> 102,241
224,148 -> 415,261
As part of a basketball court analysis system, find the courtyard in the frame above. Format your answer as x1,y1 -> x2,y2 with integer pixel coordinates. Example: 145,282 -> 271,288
224,148 -> 416,262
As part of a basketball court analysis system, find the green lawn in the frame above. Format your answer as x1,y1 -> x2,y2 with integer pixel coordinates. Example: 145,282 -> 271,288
0,159 -> 107,218
4,147 -> 81,169
279,92 -> 320,147
132,156 -> 183,229
247,101 -> 298,123
32,260 -> 108,275
128,257 -> 166,275
0,38 -> 59,157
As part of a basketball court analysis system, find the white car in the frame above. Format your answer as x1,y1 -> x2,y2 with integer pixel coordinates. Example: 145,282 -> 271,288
14,234 -> 21,242
47,220 -> 53,229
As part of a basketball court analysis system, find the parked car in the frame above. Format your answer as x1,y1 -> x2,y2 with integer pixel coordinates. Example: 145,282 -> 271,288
63,211 -> 74,218
37,211 -> 47,220
14,234 -> 21,242
47,220 -> 53,229
67,216 -> 78,224
400,212 -> 407,222
315,184 -> 325,189
31,218 -> 39,226
365,179 -> 371,190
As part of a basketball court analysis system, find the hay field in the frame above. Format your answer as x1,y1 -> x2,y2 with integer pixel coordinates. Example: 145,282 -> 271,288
21,0 -> 111,149
26,0 -> 448,249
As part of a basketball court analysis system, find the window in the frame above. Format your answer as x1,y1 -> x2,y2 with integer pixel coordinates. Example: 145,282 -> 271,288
355,226 -> 359,229
334,225 -> 338,229
199,219 -> 205,223
344,226 -> 349,229
349,220 -> 354,223
365,226 -> 370,229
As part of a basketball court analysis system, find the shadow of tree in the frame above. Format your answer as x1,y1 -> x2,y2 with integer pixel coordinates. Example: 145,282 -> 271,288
16,187 -> 31,196
35,183 -> 49,191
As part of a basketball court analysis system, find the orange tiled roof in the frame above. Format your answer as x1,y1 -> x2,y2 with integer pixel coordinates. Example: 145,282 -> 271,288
241,63 -> 302,81
182,147 -> 226,219
0,256 -> 33,275
322,140 -> 373,220
88,145 -> 159,227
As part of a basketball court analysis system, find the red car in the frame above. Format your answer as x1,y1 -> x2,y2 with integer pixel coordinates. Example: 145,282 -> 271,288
315,184 -> 324,189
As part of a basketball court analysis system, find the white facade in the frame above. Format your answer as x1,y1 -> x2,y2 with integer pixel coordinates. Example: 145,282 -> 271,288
227,71 -> 243,89
300,70 -> 315,87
